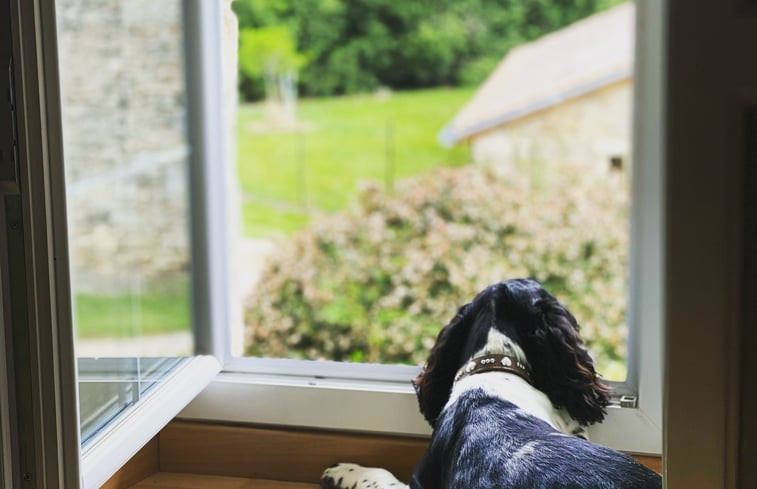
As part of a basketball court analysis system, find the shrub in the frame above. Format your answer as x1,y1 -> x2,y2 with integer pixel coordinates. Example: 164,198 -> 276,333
244,163 -> 629,379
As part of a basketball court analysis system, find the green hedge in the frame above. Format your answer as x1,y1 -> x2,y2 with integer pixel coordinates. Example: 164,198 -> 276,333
244,163 -> 629,380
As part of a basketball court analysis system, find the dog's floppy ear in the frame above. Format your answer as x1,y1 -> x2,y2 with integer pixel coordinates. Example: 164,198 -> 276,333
526,296 -> 611,426
412,304 -> 473,427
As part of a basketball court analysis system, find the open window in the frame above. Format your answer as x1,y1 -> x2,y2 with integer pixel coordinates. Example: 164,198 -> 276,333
0,0 -> 666,487
183,0 -> 663,456
233,2 -> 633,381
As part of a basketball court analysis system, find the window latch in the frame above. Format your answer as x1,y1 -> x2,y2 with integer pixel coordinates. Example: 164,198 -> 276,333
609,394 -> 638,409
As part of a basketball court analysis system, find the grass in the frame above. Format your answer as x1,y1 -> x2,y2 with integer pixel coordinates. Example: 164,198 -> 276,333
75,87 -> 475,339
73,281 -> 190,339
236,86 -> 475,236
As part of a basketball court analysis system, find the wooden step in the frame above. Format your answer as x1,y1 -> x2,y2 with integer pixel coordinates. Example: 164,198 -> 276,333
130,472 -> 319,489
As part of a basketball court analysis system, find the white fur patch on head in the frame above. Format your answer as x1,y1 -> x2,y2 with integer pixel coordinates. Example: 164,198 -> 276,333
473,329 -> 530,370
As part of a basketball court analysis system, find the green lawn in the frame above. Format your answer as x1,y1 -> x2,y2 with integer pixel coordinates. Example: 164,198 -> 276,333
74,87 -> 474,339
237,86 -> 475,236
73,281 -> 190,339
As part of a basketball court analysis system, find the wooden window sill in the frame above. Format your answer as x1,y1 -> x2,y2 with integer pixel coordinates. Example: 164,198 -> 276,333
103,420 -> 662,489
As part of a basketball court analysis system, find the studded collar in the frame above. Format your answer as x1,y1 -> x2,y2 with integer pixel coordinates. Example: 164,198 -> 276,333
453,353 -> 533,385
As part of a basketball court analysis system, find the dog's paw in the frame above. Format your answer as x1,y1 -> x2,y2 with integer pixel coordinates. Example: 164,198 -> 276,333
321,463 -> 406,489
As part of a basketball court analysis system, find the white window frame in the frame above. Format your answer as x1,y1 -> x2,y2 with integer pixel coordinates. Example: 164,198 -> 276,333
19,0 -> 757,483
2,1 -> 224,488
179,0 -> 665,456
3,1 -> 664,486
76,0 -> 228,486
79,356 -> 219,489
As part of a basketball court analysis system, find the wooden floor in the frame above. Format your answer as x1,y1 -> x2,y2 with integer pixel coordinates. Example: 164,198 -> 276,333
130,472 -> 319,489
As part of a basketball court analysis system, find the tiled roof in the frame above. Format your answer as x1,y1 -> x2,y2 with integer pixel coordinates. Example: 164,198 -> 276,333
439,2 -> 634,146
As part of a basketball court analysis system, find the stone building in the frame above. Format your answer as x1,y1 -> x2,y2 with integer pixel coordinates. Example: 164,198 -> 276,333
57,0 -> 237,294
439,2 -> 634,175
57,0 -> 190,294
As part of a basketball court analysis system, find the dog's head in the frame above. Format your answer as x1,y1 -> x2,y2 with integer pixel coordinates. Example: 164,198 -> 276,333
412,278 -> 610,428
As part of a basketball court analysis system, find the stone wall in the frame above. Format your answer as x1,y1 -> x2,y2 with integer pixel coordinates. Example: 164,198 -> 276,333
57,0 -> 237,294
470,80 -> 632,177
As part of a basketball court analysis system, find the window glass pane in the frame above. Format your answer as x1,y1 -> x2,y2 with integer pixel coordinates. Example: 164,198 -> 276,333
232,1 -> 633,381
55,0 -> 194,444
77,357 -> 181,442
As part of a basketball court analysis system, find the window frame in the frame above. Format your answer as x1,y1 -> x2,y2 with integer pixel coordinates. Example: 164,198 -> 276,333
2,1 -> 224,487
2,0 -> 81,486
71,0 -> 227,486
182,0 -> 665,456
79,356 -> 219,489
18,0 -> 757,483
1,3 -> 664,488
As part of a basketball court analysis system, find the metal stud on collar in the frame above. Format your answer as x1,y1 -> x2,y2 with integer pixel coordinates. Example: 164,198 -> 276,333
454,354 -> 533,384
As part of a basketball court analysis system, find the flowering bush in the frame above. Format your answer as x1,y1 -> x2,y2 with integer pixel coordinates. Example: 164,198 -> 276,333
244,163 -> 630,379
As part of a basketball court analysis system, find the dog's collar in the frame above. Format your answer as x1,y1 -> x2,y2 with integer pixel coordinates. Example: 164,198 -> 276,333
454,354 -> 533,385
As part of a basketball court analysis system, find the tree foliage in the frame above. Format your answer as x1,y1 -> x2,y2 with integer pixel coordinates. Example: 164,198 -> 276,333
238,25 -> 305,124
238,25 -> 305,81
233,0 -> 627,101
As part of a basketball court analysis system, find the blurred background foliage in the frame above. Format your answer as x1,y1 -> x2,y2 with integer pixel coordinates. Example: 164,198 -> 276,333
245,163 -> 630,380
232,0 -> 626,101
236,0 -> 631,380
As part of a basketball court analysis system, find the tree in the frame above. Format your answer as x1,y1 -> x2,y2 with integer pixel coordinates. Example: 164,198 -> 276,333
233,0 -> 628,99
238,25 -> 306,124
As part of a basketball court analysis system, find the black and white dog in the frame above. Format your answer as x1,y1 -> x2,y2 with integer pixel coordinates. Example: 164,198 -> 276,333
322,279 -> 661,489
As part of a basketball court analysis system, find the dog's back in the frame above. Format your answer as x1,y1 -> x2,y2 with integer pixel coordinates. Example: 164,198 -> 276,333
411,390 -> 661,489
322,280 -> 662,489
